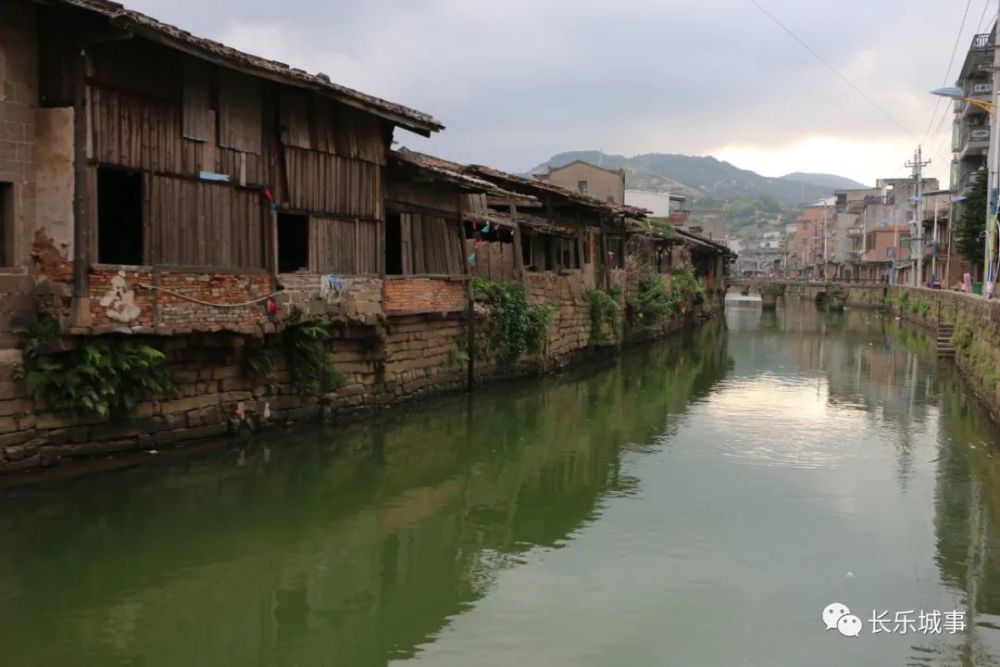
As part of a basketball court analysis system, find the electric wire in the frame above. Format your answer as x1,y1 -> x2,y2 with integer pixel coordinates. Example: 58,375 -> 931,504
748,0 -> 914,138
923,0 -> 974,144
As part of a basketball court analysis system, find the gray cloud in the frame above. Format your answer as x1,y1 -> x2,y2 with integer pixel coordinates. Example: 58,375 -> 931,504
126,0 -> 981,182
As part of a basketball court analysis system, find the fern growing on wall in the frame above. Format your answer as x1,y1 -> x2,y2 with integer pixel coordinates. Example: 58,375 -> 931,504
283,308 -> 345,395
14,318 -> 177,417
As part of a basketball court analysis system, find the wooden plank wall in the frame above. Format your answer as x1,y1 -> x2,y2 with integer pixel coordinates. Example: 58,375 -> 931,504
308,217 -> 379,275
147,177 -> 265,268
399,214 -> 464,275
86,37 -> 390,273
466,240 -> 515,281
284,147 -> 382,220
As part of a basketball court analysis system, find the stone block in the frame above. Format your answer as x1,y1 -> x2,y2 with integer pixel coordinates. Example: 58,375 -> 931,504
160,394 -> 219,415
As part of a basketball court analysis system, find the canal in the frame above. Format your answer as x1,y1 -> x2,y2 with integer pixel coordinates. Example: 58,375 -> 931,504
2,301 -> 1000,666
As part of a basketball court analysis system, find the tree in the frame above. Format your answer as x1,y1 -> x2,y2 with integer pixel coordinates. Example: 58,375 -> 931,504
955,168 -> 987,266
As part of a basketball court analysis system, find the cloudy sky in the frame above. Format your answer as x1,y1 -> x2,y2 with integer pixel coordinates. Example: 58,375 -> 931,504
128,0 -> 992,186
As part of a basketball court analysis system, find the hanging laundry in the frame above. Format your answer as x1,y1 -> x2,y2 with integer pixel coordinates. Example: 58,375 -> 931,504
468,253 -> 477,266
319,274 -> 346,299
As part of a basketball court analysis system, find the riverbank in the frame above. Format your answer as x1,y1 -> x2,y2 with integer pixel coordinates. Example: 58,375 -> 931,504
780,281 -> 1000,427
0,273 -> 725,477
876,285 -> 1000,426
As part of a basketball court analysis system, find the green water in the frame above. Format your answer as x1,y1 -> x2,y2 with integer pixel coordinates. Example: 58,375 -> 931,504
3,302 -> 1000,666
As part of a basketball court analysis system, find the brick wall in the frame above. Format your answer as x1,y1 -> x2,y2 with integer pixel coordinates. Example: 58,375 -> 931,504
0,2 -> 38,334
384,278 -> 464,314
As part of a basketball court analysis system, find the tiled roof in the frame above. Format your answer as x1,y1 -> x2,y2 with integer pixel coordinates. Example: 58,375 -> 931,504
55,0 -> 444,136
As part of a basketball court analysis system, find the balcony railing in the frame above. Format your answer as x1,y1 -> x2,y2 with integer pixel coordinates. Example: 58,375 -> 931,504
972,32 -> 995,51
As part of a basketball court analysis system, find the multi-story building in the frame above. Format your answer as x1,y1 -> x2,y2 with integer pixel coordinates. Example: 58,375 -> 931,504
624,190 -> 689,225
536,161 -> 626,204
687,209 -> 726,242
951,23 -> 996,201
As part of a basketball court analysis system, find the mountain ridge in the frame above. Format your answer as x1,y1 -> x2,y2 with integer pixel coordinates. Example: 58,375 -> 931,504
529,150 -> 864,206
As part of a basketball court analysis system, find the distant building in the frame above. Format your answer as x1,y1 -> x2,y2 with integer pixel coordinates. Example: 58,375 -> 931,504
536,161 -> 625,204
625,190 -> 688,221
951,22 -> 996,201
687,209 -> 725,242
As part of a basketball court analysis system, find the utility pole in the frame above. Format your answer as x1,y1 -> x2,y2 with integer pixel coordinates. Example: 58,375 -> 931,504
986,10 -> 1000,299
822,202 -> 828,280
931,197 -> 940,287
906,147 -> 931,287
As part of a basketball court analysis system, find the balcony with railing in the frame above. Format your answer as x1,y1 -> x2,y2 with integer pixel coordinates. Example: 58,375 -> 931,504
960,122 -> 991,158
960,31 -> 996,82
972,32 -> 995,51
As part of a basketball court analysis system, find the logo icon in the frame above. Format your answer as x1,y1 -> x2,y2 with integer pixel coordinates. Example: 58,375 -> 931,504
837,614 -> 863,637
823,603 -> 861,637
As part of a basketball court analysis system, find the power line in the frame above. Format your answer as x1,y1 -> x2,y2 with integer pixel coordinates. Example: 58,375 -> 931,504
748,0 -> 914,138
976,0 -> 996,33
923,0 -> 973,143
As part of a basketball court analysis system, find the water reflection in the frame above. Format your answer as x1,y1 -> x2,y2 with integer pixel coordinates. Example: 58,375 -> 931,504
0,325 -> 730,666
1,303 -> 1000,665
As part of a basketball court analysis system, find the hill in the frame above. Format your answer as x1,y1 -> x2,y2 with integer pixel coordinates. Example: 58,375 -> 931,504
528,151 -> 851,207
780,172 -> 868,191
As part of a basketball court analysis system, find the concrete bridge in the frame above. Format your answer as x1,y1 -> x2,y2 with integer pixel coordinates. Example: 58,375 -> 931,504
727,278 -> 863,311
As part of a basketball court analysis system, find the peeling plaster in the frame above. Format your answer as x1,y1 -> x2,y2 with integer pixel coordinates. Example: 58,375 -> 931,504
98,271 -> 141,323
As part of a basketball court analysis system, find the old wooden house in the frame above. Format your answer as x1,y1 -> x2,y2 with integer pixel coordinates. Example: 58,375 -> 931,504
1,0 -> 444,338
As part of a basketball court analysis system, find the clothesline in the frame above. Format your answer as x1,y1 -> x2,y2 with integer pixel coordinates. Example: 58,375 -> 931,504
136,283 -> 281,308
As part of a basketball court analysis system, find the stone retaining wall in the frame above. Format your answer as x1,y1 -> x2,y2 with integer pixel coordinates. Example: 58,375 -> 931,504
0,266 -> 718,475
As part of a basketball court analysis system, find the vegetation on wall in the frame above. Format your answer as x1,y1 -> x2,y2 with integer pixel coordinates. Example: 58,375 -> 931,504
628,268 -> 705,329
241,307 -> 345,395
955,168 -> 987,266
586,287 -> 622,343
283,308 -> 345,395
472,276 -> 552,365
242,344 -> 278,381
15,317 -> 177,417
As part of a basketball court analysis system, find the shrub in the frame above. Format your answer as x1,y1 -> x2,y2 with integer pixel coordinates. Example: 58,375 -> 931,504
473,277 -> 552,366
586,287 -> 622,343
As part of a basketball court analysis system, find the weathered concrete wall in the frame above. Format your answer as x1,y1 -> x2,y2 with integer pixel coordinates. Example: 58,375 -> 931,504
33,108 -> 73,256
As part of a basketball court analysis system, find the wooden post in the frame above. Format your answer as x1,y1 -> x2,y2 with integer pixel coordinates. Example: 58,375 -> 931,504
266,208 -> 279,288
510,198 -> 525,281
460,194 -> 476,392
598,213 -> 610,290
72,46 -> 89,301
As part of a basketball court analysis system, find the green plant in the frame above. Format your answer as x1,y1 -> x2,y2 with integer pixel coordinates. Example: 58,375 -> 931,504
956,168 -> 987,266
629,271 -> 677,328
243,344 -> 278,380
473,278 -> 552,366
672,268 -> 705,305
449,345 -> 469,366
15,320 -> 177,417
284,308 -> 345,394
586,287 -> 622,343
